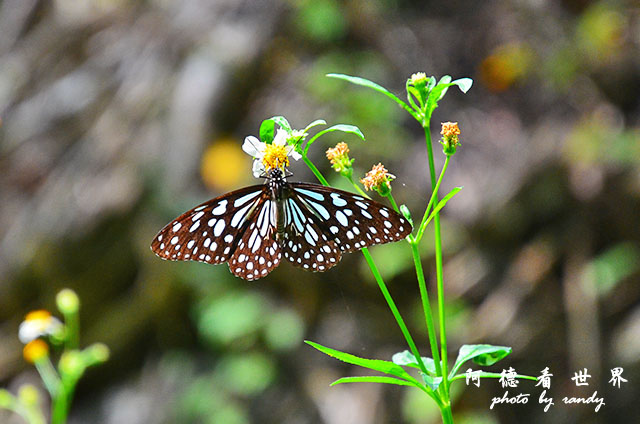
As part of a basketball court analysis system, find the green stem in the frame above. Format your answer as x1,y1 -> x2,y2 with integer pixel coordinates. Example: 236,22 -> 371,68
386,192 -> 400,213
416,156 -> 450,242
347,175 -> 370,198
423,124 -> 450,399
361,248 -> 431,378
303,156 -> 329,186
64,311 -> 79,350
303,155 -> 432,387
34,359 -> 60,399
441,402 -> 454,424
51,389 -> 68,424
409,240 -> 442,376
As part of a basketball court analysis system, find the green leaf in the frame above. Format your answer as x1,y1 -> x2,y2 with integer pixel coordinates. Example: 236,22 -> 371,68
452,78 -> 473,93
305,341 -> 423,387
435,76 -> 452,101
399,205 -> 413,227
423,187 -> 462,229
391,350 -> 437,374
326,73 -> 419,120
269,116 -> 292,132
259,119 -> 275,144
324,124 -> 364,140
303,124 -> 365,155
331,376 -> 417,387
450,344 -> 512,379
303,119 -> 327,133
426,76 -> 437,90
421,372 -> 443,391
424,77 -> 473,117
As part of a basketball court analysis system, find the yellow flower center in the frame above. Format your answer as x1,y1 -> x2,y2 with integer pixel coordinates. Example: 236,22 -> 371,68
441,121 -> 461,137
326,142 -> 349,164
25,310 -> 51,322
23,339 -> 49,364
262,143 -> 289,170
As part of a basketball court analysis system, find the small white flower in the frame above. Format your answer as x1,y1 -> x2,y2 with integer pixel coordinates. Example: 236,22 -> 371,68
242,129 -> 301,178
18,310 -> 63,343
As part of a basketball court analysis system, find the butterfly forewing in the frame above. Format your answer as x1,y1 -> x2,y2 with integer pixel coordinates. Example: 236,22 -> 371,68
150,185 -> 268,266
290,183 -> 412,252
228,198 -> 282,280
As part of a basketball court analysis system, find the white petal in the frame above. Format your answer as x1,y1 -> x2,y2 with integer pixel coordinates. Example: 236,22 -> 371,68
252,160 -> 265,178
287,145 -> 302,160
242,136 -> 264,157
273,129 -> 288,146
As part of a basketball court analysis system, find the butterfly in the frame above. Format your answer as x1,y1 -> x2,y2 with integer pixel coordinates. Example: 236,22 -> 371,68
150,168 -> 412,280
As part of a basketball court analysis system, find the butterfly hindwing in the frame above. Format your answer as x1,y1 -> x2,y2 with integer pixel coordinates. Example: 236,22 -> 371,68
279,191 -> 342,272
290,182 -> 412,253
227,197 -> 282,280
150,185 -> 269,266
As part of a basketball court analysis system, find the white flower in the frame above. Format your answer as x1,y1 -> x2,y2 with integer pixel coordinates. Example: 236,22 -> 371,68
242,129 -> 301,178
18,310 -> 63,343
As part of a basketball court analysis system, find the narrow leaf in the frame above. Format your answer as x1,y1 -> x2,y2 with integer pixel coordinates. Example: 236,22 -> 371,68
326,73 -> 418,119
323,124 -> 364,140
303,119 -> 327,133
259,119 -> 275,144
269,115 -> 292,132
331,376 -> 418,387
305,341 -> 423,386
391,350 -> 437,374
427,76 -> 437,90
425,187 -> 462,224
452,78 -> 473,93
304,124 -> 365,155
421,373 -> 443,391
450,344 -> 512,379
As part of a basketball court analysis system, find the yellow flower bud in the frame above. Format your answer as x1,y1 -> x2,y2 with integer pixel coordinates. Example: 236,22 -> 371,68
23,340 -> 49,364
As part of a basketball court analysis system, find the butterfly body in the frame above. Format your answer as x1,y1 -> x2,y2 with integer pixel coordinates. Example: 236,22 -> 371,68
151,169 -> 411,280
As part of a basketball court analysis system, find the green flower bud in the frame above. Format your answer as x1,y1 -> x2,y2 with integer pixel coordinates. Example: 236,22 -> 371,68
56,289 -> 80,315
84,343 -> 110,365
0,389 -> 15,408
59,351 -> 85,379
18,385 -> 40,407
439,122 -> 461,156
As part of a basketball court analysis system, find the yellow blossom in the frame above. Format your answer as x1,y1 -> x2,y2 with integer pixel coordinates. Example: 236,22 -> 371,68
23,339 -> 49,364
410,72 -> 427,85
360,163 -> 396,193
262,143 -> 290,170
326,142 -> 353,177
326,142 -> 349,164
441,122 -> 461,137
440,122 -> 461,156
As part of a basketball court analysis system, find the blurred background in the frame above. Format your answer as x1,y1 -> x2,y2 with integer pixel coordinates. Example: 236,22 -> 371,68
1,0 -> 639,423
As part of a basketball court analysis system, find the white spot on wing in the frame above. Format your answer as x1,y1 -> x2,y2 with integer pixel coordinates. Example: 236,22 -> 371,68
212,201 -> 227,215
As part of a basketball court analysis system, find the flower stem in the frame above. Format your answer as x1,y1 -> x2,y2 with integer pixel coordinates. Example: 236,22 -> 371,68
303,154 -> 432,383
361,248 -> 431,378
303,156 -> 329,186
386,192 -> 400,213
416,155 -> 450,242
441,402 -> 454,424
408,239 -> 442,376
423,124 -> 450,400
34,359 -> 60,399
347,175 -> 369,198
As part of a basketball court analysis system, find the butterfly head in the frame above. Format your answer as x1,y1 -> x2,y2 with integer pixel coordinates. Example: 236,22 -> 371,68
261,167 -> 292,181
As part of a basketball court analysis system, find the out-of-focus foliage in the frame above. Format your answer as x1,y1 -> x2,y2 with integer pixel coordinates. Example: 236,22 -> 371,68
1,0 -> 639,423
